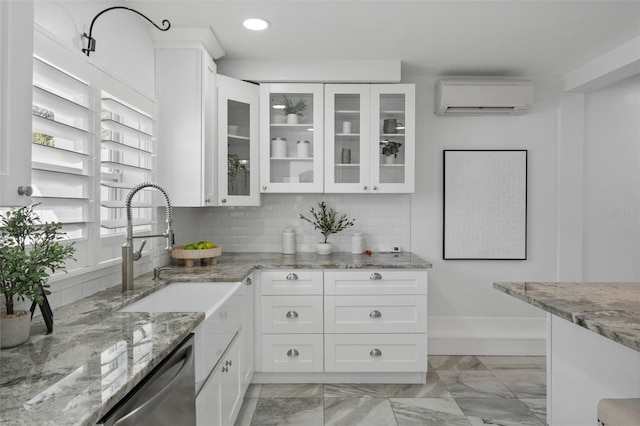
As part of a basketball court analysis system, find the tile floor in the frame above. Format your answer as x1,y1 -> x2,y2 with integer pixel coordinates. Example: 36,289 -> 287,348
235,355 -> 547,426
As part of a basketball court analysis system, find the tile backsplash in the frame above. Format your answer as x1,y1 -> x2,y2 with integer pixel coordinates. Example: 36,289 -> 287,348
172,194 -> 412,253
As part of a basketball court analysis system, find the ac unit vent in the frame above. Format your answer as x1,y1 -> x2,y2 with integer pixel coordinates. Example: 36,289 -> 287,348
435,79 -> 534,116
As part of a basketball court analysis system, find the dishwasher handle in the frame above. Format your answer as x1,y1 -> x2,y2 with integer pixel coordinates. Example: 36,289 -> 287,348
113,341 -> 194,426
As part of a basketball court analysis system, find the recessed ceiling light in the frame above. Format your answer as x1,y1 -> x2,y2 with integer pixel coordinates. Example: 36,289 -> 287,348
243,18 -> 270,31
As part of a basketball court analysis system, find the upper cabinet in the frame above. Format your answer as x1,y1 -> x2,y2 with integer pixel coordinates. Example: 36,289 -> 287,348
156,45 -> 217,207
259,84 -> 324,193
325,84 -> 415,193
217,75 -> 260,206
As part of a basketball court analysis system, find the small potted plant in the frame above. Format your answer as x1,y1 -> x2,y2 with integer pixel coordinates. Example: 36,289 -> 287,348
0,205 -> 75,348
299,201 -> 355,255
283,95 -> 307,124
227,153 -> 249,194
380,139 -> 403,164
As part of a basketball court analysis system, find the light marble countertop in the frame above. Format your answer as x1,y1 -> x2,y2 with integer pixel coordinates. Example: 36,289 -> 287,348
493,281 -> 640,352
0,251 -> 431,426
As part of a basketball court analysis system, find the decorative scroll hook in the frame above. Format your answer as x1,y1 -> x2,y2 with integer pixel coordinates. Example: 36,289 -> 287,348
81,6 -> 171,56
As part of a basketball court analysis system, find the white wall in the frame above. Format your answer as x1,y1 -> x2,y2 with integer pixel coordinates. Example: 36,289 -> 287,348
582,74 -> 640,281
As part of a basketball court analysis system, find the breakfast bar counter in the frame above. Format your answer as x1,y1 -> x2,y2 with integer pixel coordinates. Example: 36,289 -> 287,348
494,281 -> 640,426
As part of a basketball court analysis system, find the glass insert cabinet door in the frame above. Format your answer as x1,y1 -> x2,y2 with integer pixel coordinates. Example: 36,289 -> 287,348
217,75 -> 260,206
259,83 -> 324,193
370,84 -> 415,193
324,84 -> 370,193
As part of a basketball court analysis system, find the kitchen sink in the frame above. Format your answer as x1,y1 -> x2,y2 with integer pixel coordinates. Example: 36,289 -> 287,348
119,281 -> 245,393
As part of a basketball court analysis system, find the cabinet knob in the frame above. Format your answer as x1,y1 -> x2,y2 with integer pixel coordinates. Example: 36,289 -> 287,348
370,348 -> 382,357
17,185 -> 33,196
287,349 -> 299,357
372,186 -> 378,191
246,277 -> 252,286
369,272 -> 382,280
286,273 -> 299,280
369,310 -> 382,318
205,197 -> 211,203
219,310 -> 228,319
262,185 -> 267,190
221,198 -> 227,203
222,366 -> 229,373
363,185 -> 368,191
286,310 -> 299,319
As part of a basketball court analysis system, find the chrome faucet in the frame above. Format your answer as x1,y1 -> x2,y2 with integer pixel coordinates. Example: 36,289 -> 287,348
122,182 -> 174,292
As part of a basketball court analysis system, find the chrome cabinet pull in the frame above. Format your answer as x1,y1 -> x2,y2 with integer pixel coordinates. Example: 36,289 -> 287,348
369,272 -> 382,280
222,366 -> 229,373
246,277 -> 252,286
225,360 -> 232,366
221,198 -> 227,203
370,348 -> 382,357
286,273 -> 299,280
369,310 -> 382,318
286,310 -> 299,319
287,349 -> 299,357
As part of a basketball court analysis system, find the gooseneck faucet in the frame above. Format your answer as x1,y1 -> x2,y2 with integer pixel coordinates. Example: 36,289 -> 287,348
122,182 -> 174,292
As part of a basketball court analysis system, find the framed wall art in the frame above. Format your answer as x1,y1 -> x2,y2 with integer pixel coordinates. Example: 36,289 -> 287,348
443,150 -> 528,260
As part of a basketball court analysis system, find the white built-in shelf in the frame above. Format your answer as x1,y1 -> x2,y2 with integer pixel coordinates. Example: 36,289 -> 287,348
228,135 -> 250,141
270,157 -> 313,161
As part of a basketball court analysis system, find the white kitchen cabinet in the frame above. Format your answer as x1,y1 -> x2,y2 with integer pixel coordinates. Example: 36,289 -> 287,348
325,84 -> 415,194
156,45 -> 217,207
217,75 -> 261,206
259,84 -> 324,193
0,1 -> 33,206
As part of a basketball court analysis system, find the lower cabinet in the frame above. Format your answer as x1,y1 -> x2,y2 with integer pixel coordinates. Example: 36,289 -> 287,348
255,268 -> 428,381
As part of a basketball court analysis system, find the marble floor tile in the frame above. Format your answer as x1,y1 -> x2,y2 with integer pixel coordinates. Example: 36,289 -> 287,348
324,397 -> 397,426
456,398 -> 546,426
429,355 -> 489,371
260,383 -> 324,398
437,371 -> 515,399
520,398 -> 547,423
478,356 -> 545,371
250,397 -> 323,426
493,370 -> 547,399
235,397 -> 258,426
390,397 -> 472,426
324,383 -> 388,398
385,373 -> 451,398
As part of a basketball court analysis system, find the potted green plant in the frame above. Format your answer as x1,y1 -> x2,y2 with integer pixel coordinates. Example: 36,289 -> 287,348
299,201 -> 355,255
227,153 -> 249,193
0,205 -> 75,348
380,139 -> 403,164
283,95 -> 307,124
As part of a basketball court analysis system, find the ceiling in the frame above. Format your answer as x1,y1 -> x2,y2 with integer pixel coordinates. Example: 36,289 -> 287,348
127,0 -> 640,77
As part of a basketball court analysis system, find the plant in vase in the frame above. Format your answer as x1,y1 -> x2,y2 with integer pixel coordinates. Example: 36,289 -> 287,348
227,153 -> 249,193
299,201 -> 355,255
380,139 -> 403,164
283,95 -> 307,124
0,205 -> 75,348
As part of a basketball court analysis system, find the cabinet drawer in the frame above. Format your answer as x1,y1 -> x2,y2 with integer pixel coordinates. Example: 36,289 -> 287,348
325,295 -> 426,333
325,333 -> 427,373
324,270 -> 427,295
261,334 -> 324,373
261,270 -> 323,295
261,295 -> 323,334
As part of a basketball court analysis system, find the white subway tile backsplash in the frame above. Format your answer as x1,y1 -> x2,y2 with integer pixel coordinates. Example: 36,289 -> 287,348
172,194 -> 411,253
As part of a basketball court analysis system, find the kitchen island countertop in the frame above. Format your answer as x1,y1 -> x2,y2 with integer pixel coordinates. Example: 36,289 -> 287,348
493,281 -> 640,352
0,252 -> 431,426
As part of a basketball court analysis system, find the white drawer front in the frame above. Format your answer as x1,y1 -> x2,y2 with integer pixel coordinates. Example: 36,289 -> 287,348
262,334 -> 324,373
325,295 -> 426,334
261,270 -> 323,295
324,270 -> 427,295
261,295 -> 323,334
325,334 -> 427,372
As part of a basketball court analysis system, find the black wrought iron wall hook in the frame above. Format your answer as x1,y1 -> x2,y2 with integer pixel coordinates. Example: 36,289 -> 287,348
81,6 -> 171,56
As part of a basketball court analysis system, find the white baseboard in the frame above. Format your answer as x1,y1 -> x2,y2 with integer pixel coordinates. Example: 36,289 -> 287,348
428,316 -> 546,355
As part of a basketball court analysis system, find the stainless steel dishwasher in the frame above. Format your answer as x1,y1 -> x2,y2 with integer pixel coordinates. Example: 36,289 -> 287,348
97,334 -> 196,426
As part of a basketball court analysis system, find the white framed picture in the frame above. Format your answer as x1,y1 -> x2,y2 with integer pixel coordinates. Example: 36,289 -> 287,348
443,150 -> 527,260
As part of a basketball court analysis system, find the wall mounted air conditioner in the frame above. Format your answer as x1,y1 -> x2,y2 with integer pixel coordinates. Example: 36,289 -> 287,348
435,79 -> 534,116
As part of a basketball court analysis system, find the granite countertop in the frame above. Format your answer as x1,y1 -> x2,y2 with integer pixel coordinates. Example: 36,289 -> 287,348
0,251 -> 431,426
494,281 -> 640,352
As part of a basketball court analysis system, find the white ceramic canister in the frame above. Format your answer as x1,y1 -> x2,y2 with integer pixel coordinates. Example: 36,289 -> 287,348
271,137 -> 287,157
282,228 -> 296,254
297,140 -> 310,157
351,232 -> 365,254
